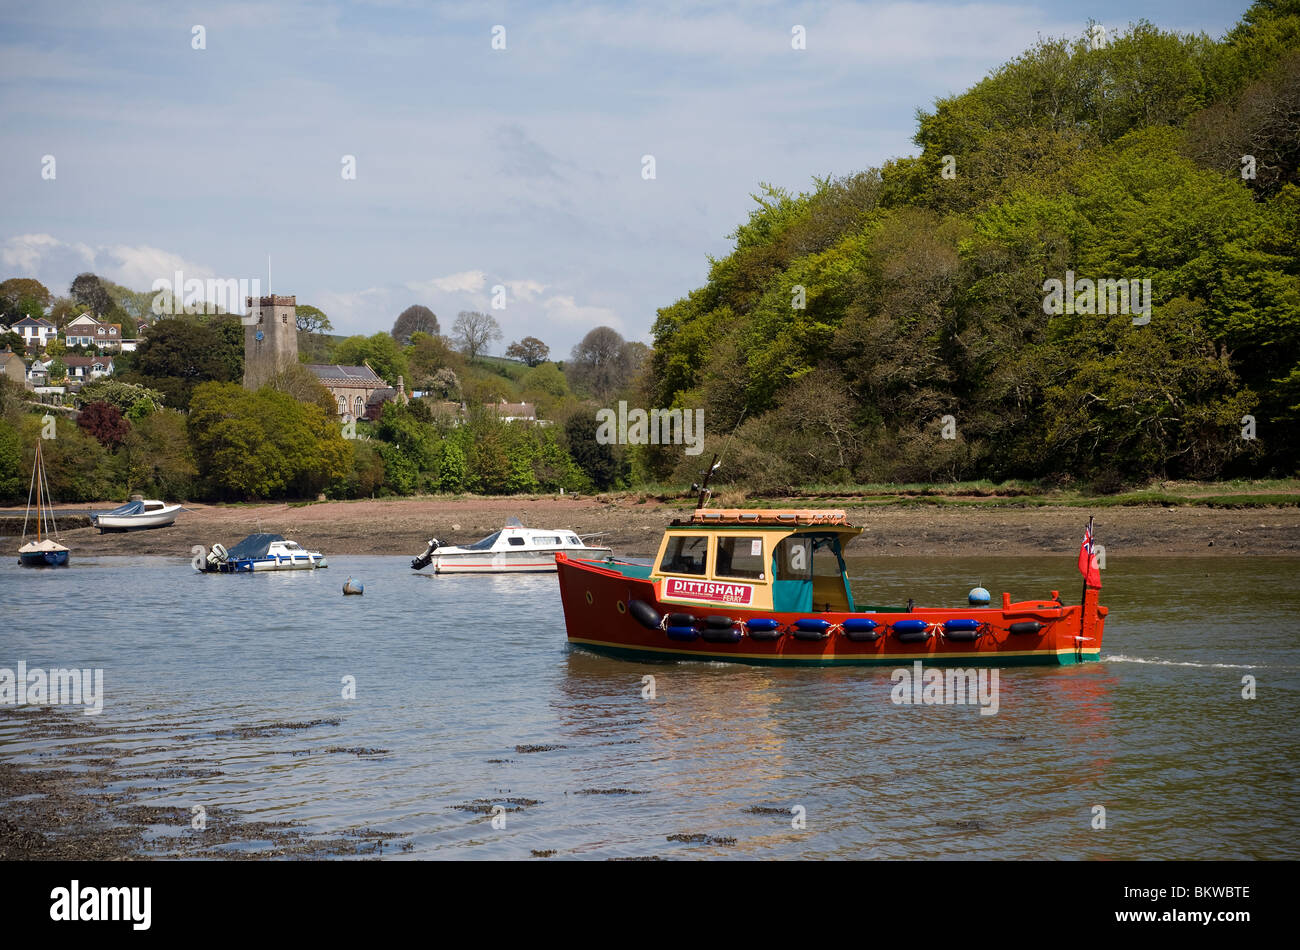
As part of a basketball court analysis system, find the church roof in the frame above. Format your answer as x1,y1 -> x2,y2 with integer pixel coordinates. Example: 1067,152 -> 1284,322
306,364 -> 386,388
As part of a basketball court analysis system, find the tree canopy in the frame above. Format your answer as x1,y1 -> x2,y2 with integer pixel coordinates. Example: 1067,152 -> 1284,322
647,2 -> 1300,485
391,305 -> 440,345
451,311 -> 502,361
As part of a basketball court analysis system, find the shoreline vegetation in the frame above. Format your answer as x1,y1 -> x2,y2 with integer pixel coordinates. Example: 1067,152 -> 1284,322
6,481 -> 1298,557
5,7 -> 1300,513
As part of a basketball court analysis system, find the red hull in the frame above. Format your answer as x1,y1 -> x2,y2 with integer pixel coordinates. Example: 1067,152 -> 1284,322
556,556 -> 1105,667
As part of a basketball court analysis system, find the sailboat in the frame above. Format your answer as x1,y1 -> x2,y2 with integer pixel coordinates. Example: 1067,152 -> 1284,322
18,440 -> 69,567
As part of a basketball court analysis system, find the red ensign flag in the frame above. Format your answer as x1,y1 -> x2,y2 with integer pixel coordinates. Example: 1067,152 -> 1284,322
1078,522 -> 1101,589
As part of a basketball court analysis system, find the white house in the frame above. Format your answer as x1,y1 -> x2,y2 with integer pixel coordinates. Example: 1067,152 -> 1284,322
63,313 -> 102,347
63,312 -> 126,351
11,317 -> 57,348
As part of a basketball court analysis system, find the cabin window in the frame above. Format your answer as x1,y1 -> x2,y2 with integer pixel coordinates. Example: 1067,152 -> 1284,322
659,535 -> 708,576
715,536 -> 765,579
567,535 -> 580,546
508,537 -> 525,546
773,537 -> 811,580
534,536 -> 560,546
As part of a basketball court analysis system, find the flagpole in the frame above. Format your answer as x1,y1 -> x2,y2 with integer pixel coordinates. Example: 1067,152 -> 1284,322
1080,515 -> 1094,640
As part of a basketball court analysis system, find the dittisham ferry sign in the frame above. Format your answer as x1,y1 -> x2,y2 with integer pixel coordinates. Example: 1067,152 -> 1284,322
556,509 -> 1107,667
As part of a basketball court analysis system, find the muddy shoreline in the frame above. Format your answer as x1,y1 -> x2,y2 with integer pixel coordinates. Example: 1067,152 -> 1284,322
11,497 -> 1300,559
0,708 -> 409,860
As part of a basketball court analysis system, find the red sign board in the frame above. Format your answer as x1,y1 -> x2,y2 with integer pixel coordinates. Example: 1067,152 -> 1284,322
663,577 -> 754,605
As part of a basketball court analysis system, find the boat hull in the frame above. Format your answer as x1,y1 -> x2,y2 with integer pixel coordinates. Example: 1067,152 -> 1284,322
205,554 -> 327,573
19,549 -> 69,567
431,547 -> 612,574
556,556 -> 1104,667
94,510 -> 180,531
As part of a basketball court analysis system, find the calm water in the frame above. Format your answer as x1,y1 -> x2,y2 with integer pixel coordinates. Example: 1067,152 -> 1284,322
2,553 -> 1298,859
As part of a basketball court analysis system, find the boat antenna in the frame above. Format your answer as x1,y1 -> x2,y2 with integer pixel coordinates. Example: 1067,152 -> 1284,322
691,403 -> 746,510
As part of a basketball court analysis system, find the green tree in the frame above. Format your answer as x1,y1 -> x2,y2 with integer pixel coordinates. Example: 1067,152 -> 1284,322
506,336 -> 550,366
332,333 -> 410,386
451,310 -> 502,361
565,413 -> 625,489
78,378 -> 165,418
0,419 -> 24,500
187,383 -> 351,498
119,318 -> 240,410
69,273 -> 114,317
0,278 -> 52,322
436,439 -> 468,493
391,305 -> 439,346
118,409 -> 196,499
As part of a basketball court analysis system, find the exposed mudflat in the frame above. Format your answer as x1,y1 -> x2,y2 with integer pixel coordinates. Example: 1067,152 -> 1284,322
0,708 -> 410,860
11,496 -> 1299,560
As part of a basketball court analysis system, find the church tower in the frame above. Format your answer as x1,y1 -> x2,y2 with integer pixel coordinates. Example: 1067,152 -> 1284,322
243,294 -> 298,389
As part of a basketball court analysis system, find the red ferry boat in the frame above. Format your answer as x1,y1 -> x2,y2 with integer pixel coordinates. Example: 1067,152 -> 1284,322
556,509 -> 1106,667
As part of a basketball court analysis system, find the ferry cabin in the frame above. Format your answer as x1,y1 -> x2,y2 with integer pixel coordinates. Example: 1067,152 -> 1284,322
653,511 -> 858,612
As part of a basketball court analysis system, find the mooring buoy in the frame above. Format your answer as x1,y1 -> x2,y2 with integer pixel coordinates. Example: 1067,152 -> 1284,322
343,577 -> 364,596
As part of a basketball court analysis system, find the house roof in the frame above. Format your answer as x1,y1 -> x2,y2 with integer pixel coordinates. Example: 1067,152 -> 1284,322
63,355 -> 109,367
65,313 -> 101,328
11,317 -> 55,329
307,364 -> 386,388
486,401 -> 536,418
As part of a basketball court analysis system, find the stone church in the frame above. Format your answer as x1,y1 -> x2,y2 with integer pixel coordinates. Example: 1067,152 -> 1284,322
243,293 -> 405,421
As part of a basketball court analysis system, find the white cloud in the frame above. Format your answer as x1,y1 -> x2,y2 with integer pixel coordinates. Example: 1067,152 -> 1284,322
541,294 -> 623,332
1,233 -> 93,278
505,279 -> 547,303
408,270 -> 487,295
0,234 -> 224,302
99,244 -> 216,290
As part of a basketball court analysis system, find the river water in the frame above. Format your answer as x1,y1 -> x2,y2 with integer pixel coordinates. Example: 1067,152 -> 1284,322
2,553 -> 1297,859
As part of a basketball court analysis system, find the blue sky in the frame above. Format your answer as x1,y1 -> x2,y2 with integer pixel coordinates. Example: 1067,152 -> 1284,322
0,0 -> 1247,356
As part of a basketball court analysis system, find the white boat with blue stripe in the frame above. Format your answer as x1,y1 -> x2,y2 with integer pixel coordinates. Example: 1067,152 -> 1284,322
200,533 -> 328,573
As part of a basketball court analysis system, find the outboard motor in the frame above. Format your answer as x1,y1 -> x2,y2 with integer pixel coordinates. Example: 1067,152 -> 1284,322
204,542 -> 229,571
411,538 -> 442,571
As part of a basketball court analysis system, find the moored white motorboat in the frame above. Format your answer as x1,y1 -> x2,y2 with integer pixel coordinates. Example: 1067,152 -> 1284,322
199,533 -> 328,573
93,498 -> 182,531
411,518 -> 611,574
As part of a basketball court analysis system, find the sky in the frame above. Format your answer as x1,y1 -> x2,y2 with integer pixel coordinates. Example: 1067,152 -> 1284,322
0,0 -> 1247,357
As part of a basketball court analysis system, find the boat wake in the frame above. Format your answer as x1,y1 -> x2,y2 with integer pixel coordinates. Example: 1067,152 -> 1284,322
1105,654 -> 1263,670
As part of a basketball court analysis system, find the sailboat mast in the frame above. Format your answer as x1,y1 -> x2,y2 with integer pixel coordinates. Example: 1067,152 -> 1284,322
35,441 -> 42,542
42,445 -> 58,539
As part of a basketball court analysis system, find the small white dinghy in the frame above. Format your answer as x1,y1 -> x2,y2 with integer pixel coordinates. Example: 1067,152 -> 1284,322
411,518 -> 611,574
93,497 -> 182,531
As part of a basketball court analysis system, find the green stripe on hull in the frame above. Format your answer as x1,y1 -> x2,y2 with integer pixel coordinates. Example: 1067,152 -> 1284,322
567,638 -> 1101,667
